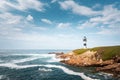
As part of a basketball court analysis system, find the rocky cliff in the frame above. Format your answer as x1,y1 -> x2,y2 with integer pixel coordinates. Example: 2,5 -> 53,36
57,46 -> 120,78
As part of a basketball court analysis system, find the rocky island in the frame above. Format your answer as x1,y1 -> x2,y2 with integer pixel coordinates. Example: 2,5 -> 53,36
56,46 -> 120,78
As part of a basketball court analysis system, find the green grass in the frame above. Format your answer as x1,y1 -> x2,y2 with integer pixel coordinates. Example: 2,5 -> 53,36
91,46 -> 120,60
73,48 -> 89,55
73,46 -> 120,60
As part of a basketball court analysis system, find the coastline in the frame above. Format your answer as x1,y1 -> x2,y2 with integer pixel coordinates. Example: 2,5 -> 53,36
55,50 -> 120,78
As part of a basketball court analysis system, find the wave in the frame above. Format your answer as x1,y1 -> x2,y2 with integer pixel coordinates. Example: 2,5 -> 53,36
98,72 -> 113,76
46,54 -> 70,63
11,53 -> 55,57
0,53 -> 98,80
0,63 -> 98,80
43,64 -> 98,80
0,60 -> 3,63
10,54 -> 55,64
97,72 -> 113,79
12,57 -> 39,64
0,75 -> 3,79
0,75 -> 9,80
0,63 -> 39,69
0,54 -> 56,68
38,68 -> 52,72
46,56 -> 61,62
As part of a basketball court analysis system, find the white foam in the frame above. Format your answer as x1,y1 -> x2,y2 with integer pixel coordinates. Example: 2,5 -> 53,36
12,57 -> 39,64
11,54 -> 55,64
0,75 -> 6,79
0,63 -> 38,69
0,60 -> 3,62
0,75 -> 9,80
0,75 -> 3,79
11,53 -> 54,58
98,72 -> 113,79
43,64 -> 99,80
0,53 -> 99,80
98,72 -> 113,76
46,54 -> 70,63
11,53 -> 40,56
38,68 -> 52,72
1,53 -> 55,64
47,56 -> 61,62
0,63 -> 98,80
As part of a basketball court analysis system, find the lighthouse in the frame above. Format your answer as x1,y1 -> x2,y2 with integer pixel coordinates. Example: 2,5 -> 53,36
83,36 -> 87,49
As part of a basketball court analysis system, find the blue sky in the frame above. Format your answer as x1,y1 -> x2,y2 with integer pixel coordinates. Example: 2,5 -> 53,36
0,0 -> 120,49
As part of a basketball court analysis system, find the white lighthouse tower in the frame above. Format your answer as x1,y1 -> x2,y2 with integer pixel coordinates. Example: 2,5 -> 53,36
83,36 -> 87,49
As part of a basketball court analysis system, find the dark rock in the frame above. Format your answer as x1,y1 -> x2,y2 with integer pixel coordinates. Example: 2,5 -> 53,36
57,50 -> 120,78
48,52 -> 64,55
56,52 -> 64,56
96,63 -> 120,77
114,56 -> 120,63
48,52 -> 56,54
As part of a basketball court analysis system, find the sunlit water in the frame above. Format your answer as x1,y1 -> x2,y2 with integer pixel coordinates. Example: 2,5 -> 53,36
0,50 -> 116,80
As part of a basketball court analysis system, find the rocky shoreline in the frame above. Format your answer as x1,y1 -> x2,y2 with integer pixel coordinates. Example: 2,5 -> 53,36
55,51 -> 120,78
96,57 -> 120,78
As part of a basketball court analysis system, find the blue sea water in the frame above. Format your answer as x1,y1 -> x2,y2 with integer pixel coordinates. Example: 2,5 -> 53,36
0,49 -> 117,80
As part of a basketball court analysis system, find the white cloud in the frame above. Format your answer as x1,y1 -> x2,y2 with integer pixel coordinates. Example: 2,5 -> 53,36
17,0 -> 45,11
59,0 -> 100,16
78,21 -> 98,29
92,4 -> 101,9
0,0 -> 45,12
77,4 -> 120,35
98,28 -> 120,35
51,0 -> 57,3
0,12 -> 47,39
90,5 -> 120,24
41,18 -> 52,24
92,5 -> 120,34
0,12 -> 22,24
59,1 -> 120,35
57,23 -> 71,28
0,12 -> 23,36
98,23 -> 120,35
26,15 -> 33,21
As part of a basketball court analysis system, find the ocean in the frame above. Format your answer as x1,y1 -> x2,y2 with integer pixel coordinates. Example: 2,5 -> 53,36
0,50 -> 117,80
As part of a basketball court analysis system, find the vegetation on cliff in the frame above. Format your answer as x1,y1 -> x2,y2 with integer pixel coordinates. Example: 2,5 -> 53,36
73,46 -> 120,60
73,49 -> 89,55
58,45 -> 120,78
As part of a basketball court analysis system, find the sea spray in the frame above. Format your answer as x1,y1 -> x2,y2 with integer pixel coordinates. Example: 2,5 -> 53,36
0,50 -> 113,80
0,75 -> 3,79
0,63 -> 98,80
44,64 -> 99,80
38,68 -> 52,72
12,57 -> 39,63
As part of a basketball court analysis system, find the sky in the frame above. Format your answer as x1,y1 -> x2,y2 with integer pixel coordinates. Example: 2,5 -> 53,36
0,0 -> 120,49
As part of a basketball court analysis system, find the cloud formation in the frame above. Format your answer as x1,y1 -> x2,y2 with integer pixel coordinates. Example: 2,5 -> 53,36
0,0 -> 45,12
26,15 -> 34,21
77,4 -> 120,35
0,12 -> 47,40
0,12 -> 22,25
0,0 -> 119,49
51,0 -> 57,3
59,0 -> 100,16
57,23 -> 71,28
41,18 -> 52,24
